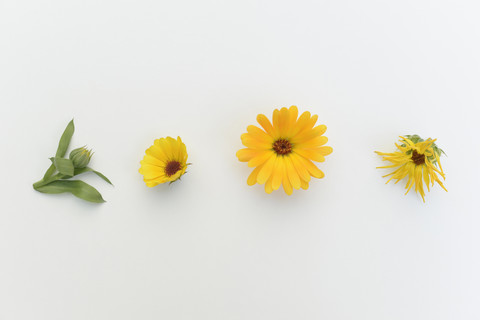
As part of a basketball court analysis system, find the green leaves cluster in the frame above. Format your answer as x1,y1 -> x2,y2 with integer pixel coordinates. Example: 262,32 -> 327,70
33,120 -> 112,203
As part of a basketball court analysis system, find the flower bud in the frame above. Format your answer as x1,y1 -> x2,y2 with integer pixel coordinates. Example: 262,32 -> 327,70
69,146 -> 93,168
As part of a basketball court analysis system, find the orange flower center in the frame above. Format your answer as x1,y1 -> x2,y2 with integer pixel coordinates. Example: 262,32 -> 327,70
273,139 -> 292,155
165,161 -> 181,176
411,150 -> 425,165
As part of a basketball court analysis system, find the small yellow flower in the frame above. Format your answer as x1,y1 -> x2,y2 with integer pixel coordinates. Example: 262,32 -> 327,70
236,105 -> 332,195
139,136 -> 189,187
376,135 -> 447,202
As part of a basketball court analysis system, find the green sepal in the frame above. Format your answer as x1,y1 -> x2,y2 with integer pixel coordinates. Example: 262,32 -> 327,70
74,167 -> 113,185
34,180 -> 105,203
50,157 -> 75,177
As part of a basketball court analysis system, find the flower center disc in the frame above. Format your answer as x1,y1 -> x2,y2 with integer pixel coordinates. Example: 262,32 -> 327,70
411,150 -> 425,165
165,161 -> 181,176
273,139 -> 293,155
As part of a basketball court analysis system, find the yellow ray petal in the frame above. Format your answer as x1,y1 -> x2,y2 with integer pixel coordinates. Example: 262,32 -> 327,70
290,154 -> 311,182
285,156 -> 301,189
256,114 -> 275,137
271,157 -> 284,191
236,148 -> 262,162
247,165 -> 263,186
288,106 -> 299,131
256,154 -> 276,184
278,107 -> 290,137
290,125 -> 326,144
241,133 -> 272,150
248,150 -> 274,168
296,154 -> 325,179
265,174 -> 274,194
294,149 -> 325,163
282,172 -> 293,195
247,125 -> 274,144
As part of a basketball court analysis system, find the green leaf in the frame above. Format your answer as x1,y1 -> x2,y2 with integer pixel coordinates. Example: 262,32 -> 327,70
74,167 -> 113,185
55,119 -> 75,158
50,157 -> 74,177
41,119 -> 75,181
43,163 -> 56,180
35,180 -> 106,203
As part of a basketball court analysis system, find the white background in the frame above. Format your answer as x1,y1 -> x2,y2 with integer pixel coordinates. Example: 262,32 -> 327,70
1,0 -> 479,319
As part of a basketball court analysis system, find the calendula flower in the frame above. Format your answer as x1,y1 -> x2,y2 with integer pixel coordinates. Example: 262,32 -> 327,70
236,105 -> 332,195
376,135 -> 447,202
139,136 -> 189,187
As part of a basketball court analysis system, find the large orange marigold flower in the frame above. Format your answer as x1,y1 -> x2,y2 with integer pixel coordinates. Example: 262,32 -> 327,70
236,106 -> 332,195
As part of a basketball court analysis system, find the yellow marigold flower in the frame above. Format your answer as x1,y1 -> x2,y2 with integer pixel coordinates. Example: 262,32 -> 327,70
376,135 -> 447,202
236,105 -> 333,195
139,136 -> 189,187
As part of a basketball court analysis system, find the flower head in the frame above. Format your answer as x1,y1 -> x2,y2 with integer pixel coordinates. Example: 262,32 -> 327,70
139,136 -> 189,187
376,135 -> 447,202
69,146 -> 93,168
236,105 -> 332,195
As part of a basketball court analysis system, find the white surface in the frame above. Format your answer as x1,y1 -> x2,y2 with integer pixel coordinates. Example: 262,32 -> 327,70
1,0 -> 480,319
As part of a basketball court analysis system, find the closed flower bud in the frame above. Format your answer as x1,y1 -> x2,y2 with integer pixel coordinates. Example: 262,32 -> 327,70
69,146 -> 93,168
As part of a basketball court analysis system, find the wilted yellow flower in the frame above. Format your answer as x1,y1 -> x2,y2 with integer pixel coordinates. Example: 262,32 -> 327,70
139,136 -> 188,187
376,135 -> 447,202
236,105 -> 332,195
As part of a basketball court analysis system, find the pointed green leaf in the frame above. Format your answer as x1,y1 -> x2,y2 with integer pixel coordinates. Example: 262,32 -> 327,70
55,119 -> 75,157
50,157 -> 74,177
43,163 -> 56,180
74,167 -> 113,185
35,180 -> 105,203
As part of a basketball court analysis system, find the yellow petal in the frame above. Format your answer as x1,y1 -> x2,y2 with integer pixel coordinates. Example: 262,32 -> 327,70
265,175 -> 274,194
247,125 -> 273,144
248,150 -> 274,168
282,172 -> 293,195
296,136 -> 328,149
285,156 -> 301,189
146,144 -> 168,162
291,111 -> 311,136
241,133 -> 272,150
247,165 -> 263,186
290,124 -> 326,144
256,114 -> 275,137
236,148 -> 261,162
300,178 -> 309,190
288,106 -> 298,131
256,154 -> 276,184
272,108 -> 281,138
290,154 -> 311,182
296,154 -> 325,179
294,149 -> 325,163
278,107 -> 290,137
271,157 -> 284,191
